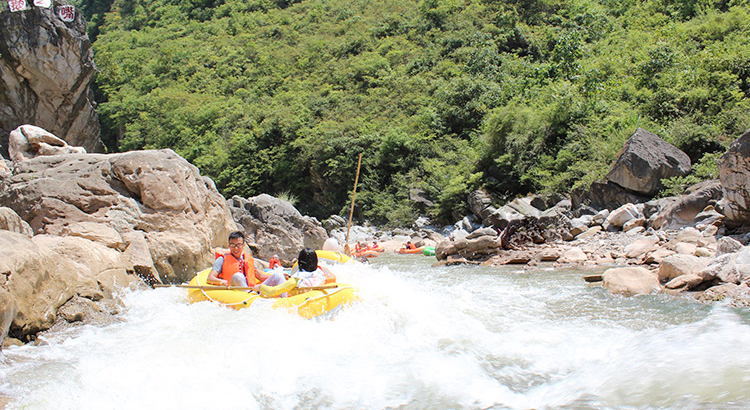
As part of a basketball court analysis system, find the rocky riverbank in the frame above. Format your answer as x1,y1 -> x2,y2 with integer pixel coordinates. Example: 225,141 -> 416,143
3,125 -> 750,348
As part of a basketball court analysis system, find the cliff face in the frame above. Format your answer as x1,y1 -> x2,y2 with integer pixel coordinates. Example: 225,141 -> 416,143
0,1 -> 103,158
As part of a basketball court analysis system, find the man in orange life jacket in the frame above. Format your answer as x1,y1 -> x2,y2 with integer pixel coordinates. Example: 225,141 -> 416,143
206,231 -> 268,287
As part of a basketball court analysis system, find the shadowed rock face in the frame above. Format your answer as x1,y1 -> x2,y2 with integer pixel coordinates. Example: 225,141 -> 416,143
229,194 -> 328,262
0,1 -> 102,158
606,128 -> 691,196
718,129 -> 750,228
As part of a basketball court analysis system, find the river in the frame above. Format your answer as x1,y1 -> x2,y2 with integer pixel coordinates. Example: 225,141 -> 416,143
1,253 -> 750,409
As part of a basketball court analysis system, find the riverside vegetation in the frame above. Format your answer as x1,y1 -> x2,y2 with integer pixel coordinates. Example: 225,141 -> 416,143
73,0 -> 750,226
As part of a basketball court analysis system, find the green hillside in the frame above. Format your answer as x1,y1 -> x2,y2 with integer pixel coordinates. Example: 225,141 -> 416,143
80,0 -> 750,226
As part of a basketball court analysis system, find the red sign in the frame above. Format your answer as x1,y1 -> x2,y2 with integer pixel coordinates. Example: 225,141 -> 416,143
58,4 -> 75,22
8,0 -> 28,12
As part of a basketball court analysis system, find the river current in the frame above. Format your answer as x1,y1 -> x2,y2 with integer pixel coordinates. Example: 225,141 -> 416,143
1,253 -> 750,409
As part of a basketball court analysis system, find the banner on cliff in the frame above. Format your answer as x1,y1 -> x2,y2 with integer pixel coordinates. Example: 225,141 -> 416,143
33,0 -> 51,8
57,4 -> 74,21
8,0 -> 29,12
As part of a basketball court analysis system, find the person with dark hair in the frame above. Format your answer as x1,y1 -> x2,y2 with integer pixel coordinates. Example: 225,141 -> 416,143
257,248 -> 334,296
207,231 -> 268,287
291,248 -> 334,287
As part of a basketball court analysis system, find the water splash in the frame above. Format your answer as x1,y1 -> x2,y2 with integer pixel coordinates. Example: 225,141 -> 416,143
1,256 -> 749,409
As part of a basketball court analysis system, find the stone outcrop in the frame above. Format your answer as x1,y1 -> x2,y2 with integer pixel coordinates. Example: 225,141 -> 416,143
571,180 -> 651,211
0,2 -> 103,158
717,129 -> 750,228
8,124 -> 86,163
228,194 -> 328,263
606,128 -> 691,196
0,149 -> 235,283
0,229 -> 137,343
435,231 -> 502,261
648,180 -> 723,230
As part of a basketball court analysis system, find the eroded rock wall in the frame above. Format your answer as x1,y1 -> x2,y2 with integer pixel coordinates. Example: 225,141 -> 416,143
0,1 -> 102,158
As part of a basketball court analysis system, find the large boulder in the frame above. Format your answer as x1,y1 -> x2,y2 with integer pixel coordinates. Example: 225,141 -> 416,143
571,180 -> 651,212
657,254 -> 711,283
468,189 -> 496,221
506,197 -> 542,218
0,2 -> 102,158
485,205 -> 526,230
606,128 -> 691,196
0,149 -> 234,283
0,231 -> 79,340
435,233 -> 502,261
648,180 -> 723,230
0,231 -> 138,345
229,194 -> 328,263
717,129 -> 750,228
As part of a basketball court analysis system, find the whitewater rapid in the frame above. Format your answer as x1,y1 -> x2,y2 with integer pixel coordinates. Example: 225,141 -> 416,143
1,254 -> 750,409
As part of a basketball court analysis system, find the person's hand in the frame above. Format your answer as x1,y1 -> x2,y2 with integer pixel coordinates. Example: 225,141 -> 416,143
220,279 -> 229,286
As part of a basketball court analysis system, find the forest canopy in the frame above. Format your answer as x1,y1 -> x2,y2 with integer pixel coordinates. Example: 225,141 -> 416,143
75,0 -> 750,226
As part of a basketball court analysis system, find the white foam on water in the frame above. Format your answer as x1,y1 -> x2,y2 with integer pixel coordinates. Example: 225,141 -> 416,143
1,257 -> 749,409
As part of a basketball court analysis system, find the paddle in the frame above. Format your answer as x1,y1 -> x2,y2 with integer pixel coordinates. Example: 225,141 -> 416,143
153,284 -> 340,291
344,152 -> 363,255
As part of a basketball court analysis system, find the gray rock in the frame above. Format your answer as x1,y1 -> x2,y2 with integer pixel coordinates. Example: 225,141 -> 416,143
698,283 -> 750,306
507,197 -> 542,218
466,227 -> 497,239
648,180 -> 723,230
717,237 -> 743,256
230,194 -> 328,262
592,210 -> 609,225
606,203 -> 641,228
0,5 -> 102,157
571,180 -> 651,211
485,205 -> 526,230
606,128 -> 691,195
322,215 -> 346,232
468,190 -> 495,220
717,128 -> 750,228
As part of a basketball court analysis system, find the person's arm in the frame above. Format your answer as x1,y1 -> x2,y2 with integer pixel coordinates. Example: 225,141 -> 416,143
206,269 -> 228,285
245,253 -> 269,283
206,256 -> 228,285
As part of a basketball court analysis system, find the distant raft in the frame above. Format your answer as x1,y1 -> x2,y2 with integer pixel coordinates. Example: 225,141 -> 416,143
395,246 -> 425,254
186,268 -> 358,319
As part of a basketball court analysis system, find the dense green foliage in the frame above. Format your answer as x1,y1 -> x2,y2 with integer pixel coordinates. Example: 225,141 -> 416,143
87,0 -> 750,226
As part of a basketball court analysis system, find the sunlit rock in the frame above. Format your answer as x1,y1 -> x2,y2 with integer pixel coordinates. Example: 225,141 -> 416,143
602,267 -> 660,296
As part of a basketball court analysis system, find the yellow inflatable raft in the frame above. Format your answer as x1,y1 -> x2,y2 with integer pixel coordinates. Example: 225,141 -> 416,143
186,269 -> 358,319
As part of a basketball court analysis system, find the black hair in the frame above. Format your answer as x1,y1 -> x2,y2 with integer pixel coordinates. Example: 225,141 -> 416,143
298,248 -> 318,272
229,231 -> 245,242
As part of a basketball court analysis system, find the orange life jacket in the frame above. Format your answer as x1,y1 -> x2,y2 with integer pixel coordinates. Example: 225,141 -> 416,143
408,243 -> 416,250
269,258 -> 281,269
216,251 -> 258,285
320,265 -> 336,284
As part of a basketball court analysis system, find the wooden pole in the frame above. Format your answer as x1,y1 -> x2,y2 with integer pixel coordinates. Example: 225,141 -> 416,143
345,153 -> 363,247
